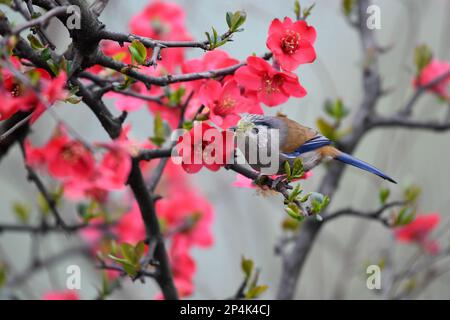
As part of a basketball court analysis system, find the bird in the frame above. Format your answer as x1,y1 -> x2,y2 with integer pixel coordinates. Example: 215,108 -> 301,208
231,113 -> 396,183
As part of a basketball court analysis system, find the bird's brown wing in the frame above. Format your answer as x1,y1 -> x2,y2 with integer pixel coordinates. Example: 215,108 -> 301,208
277,116 -> 318,153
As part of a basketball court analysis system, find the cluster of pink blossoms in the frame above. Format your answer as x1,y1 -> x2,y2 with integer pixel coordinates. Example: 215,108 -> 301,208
89,4 -> 317,132
80,155 -> 214,298
0,57 -> 67,123
25,125 -> 132,202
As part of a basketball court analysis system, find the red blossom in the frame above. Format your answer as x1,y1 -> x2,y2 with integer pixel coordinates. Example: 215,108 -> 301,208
235,56 -> 306,106
182,50 -> 239,93
0,61 -> 67,122
414,59 -> 450,100
157,190 -> 214,248
266,17 -> 316,71
25,125 -> 132,201
110,66 -> 162,112
176,122 -> 235,174
200,79 -> 257,129
394,213 -> 441,254
42,290 -> 80,300
114,201 -> 146,245
129,0 -> 191,71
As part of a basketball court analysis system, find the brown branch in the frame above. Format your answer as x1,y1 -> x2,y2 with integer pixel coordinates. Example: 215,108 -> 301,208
89,0 -> 109,17
6,246 -> 89,287
93,52 -> 272,87
98,28 -> 234,51
324,201 -> 406,226
18,140 -> 68,228
9,6 -> 68,36
398,69 -> 450,117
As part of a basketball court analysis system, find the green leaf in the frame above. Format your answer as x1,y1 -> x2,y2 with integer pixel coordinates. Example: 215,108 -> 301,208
342,0 -> 356,17
379,188 -> 390,205
0,0 -> 12,6
40,48 -> 51,61
205,31 -> 212,46
134,241 -> 145,261
128,40 -> 147,65
230,11 -> 247,32
395,207 -> 415,226
0,263 -> 6,288
150,112 -> 166,147
285,204 -> 303,221
316,117 -> 336,140
122,264 -> 138,277
226,12 -> 233,29
245,285 -> 268,299
47,59 -> 60,75
167,86 -> 186,107
414,45 -> 433,75
302,3 -> 315,20
324,98 -> 349,120
288,184 -> 302,202
404,185 -> 421,203
37,192 -> 50,215
291,158 -> 304,179
12,202 -> 30,223
182,120 -> 194,131
121,243 -> 136,264
284,161 -> 291,179
27,34 -> 44,50
107,254 -> 129,265
282,217 -> 301,231
241,256 -> 254,279
310,192 -> 330,215
294,0 -> 301,19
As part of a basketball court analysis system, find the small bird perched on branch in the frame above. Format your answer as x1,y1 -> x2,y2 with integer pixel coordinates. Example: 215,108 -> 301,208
232,114 -> 396,183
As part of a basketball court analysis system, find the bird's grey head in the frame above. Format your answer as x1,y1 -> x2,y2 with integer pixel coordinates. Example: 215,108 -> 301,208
231,114 -> 285,175
231,114 -> 286,143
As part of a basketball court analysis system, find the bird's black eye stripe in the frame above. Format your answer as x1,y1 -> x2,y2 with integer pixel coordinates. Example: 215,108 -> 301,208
253,120 -> 271,128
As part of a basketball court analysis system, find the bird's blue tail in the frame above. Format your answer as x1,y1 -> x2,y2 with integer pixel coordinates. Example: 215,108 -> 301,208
335,152 -> 397,184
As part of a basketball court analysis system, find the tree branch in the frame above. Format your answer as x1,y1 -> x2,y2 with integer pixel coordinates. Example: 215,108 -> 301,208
324,201 -> 406,226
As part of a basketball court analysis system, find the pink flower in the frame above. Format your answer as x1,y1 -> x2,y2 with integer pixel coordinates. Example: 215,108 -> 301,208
414,59 -> 450,100
96,147 -> 132,190
235,56 -> 306,106
26,126 -> 96,181
30,71 -> 68,123
157,190 -> 214,248
110,67 -> 162,112
129,0 -> 191,71
26,125 -> 132,202
176,122 -> 235,174
0,61 -> 67,122
42,290 -> 80,300
155,240 -> 196,299
129,1 -> 186,39
170,239 -> 196,297
394,213 -> 441,254
266,17 -> 316,71
200,79 -> 254,128
182,50 -> 239,92
115,202 -> 146,245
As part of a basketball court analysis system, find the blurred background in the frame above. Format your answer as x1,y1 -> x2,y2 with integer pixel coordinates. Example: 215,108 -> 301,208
0,0 -> 449,299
